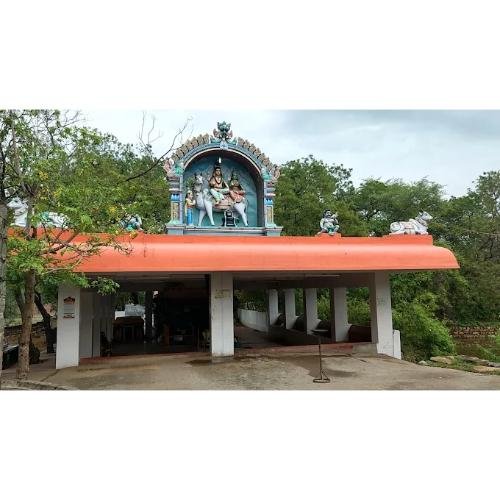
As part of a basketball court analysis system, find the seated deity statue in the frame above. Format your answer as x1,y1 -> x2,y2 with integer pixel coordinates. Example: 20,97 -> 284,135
121,214 -> 143,231
208,163 -> 229,204
228,171 -> 246,204
320,210 -> 340,235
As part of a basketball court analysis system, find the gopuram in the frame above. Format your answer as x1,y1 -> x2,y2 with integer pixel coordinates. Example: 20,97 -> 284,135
164,121 -> 281,236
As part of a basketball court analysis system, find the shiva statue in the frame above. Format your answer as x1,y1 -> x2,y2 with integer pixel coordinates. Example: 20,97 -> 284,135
208,160 -> 230,203
320,210 -> 340,235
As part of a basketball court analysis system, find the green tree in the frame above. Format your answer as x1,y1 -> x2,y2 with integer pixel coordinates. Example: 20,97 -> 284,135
354,177 -> 445,236
437,171 -> 500,324
1,110 -> 187,382
274,156 -> 365,236
3,111 -> 131,379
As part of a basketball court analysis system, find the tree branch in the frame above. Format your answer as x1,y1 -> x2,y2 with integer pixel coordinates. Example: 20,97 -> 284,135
123,117 -> 191,183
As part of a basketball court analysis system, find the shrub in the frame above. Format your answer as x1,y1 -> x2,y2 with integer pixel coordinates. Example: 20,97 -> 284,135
317,294 -> 330,322
347,297 -> 371,326
393,302 -> 455,362
475,345 -> 499,363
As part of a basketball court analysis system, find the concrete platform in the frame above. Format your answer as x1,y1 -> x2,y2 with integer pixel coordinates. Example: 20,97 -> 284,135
3,348 -> 499,390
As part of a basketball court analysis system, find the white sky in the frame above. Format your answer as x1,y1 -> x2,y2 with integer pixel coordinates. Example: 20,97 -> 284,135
84,110 -> 500,197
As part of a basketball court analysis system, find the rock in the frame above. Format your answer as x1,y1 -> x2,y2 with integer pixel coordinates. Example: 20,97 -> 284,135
472,365 -> 500,374
418,360 -> 428,366
457,355 -> 480,363
456,355 -> 490,366
430,356 -> 454,365
487,361 -> 500,368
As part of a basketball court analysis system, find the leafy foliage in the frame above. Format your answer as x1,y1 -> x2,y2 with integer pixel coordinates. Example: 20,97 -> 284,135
274,156 -> 366,236
393,303 -> 455,362
273,158 -> 499,360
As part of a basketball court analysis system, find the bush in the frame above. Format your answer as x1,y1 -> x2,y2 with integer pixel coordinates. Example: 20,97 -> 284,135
393,302 -> 455,362
317,294 -> 330,322
347,297 -> 371,326
234,290 -> 267,312
473,335 -> 500,362
475,345 -> 499,363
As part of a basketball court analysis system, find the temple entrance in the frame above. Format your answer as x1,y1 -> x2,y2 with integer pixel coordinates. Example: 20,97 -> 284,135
109,280 -> 210,357
153,287 -> 210,353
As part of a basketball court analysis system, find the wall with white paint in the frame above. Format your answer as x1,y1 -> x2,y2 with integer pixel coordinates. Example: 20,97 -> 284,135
56,285 -> 81,369
210,273 -> 234,357
238,308 -> 269,333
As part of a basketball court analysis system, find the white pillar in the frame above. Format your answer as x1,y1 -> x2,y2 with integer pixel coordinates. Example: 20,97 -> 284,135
210,272 -> 234,357
393,329 -> 402,359
145,290 -> 153,339
284,288 -> 297,329
91,293 -> 101,357
330,287 -> 350,342
304,288 -> 319,334
369,272 -> 395,356
92,293 -> 116,356
79,291 -> 94,359
106,295 -> 116,342
267,289 -> 279,328
56,284 -> 81,369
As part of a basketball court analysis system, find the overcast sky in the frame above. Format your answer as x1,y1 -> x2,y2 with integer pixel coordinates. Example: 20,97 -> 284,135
84,110 -> 500,197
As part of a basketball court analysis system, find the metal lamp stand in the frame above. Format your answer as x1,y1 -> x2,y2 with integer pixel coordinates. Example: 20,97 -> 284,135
313,333 -> 331,383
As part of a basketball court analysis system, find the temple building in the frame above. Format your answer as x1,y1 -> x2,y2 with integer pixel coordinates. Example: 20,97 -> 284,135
55,122 -> 459,369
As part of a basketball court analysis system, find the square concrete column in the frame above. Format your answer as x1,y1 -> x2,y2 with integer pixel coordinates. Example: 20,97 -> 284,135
210,272 -> 234,357
267,289 -> 279,328
79,291 -> 94,359
145,290 -> 153,339
92,293 -> 104,357
99,294 -> 116,348
56,284 -> 81,369
284,288 -> 297,330
106,294 -> 116,342
330,287 -> 350,342
369,272 -> 395,356
303,288 -> 319,334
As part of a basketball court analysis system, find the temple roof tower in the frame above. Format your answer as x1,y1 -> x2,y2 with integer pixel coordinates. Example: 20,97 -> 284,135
164,122 -> 282,236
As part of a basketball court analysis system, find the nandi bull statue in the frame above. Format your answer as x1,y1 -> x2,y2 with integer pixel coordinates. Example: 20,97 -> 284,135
389,211 -> 433,235
192,166 -> 248,227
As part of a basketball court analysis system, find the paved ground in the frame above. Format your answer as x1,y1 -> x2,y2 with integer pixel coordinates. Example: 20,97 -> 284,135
3,350 -> 500,390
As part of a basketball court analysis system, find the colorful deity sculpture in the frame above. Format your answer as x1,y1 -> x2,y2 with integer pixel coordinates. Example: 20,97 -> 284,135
320,210 -> 340,235
184,190 -> 196,226
208,161 -> 230,203
193,167 -> 248,227
229,171 -> 245,203
121,214 -> 143,231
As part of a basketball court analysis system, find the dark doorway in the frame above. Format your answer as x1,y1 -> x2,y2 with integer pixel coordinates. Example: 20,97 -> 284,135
154,287 -> 210,353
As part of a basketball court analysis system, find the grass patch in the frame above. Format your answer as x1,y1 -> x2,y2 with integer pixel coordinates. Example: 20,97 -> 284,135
427,359 -> 500,375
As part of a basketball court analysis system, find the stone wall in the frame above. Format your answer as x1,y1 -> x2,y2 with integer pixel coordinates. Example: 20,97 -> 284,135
5,321 -> 46,338
450,326 -> 499,338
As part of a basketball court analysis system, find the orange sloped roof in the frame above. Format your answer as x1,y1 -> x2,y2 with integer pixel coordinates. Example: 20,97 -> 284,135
72,233 -> 459,274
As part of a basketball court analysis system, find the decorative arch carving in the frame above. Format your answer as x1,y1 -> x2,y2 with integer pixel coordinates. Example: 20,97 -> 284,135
164,122 -> 281,235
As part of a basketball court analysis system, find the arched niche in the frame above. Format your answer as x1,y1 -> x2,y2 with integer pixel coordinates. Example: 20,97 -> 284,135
164,122 -> 281,236
183,148 -> 264,227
